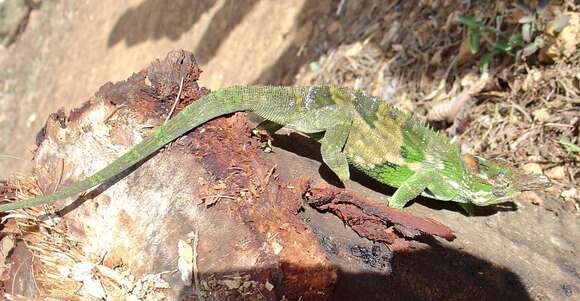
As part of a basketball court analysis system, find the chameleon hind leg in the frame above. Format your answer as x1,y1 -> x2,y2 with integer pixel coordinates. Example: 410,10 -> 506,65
286,105 -> 353,182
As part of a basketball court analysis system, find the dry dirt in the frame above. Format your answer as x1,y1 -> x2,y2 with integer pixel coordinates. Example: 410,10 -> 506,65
0,0 -> 578,300
0,0 -> 313,178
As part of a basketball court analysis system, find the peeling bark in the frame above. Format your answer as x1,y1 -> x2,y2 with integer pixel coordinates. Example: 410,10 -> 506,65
305,183 -> 455,252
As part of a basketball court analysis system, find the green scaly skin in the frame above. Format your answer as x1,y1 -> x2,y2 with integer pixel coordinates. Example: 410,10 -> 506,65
0,86 -> 551,212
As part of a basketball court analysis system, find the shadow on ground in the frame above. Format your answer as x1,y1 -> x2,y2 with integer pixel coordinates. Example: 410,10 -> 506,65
108,0 -> 391,84
108,0 -> 260,65
174,247 -> 531,300
107,0 -> 216,47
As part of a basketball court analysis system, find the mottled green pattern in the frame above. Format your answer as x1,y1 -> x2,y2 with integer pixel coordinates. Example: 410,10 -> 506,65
0,85 -> 550,212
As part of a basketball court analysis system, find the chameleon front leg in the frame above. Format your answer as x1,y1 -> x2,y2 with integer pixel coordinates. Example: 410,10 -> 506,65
318,124 -> 351,181
388,170 -> 435,209
286,105 -> 353,182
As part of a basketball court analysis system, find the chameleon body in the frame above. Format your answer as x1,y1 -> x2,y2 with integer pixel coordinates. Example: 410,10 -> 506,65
0,86 -> 550,212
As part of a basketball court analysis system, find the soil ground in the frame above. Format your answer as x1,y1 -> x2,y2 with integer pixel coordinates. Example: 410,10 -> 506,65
0,0 -> 578,300
0,0 -> 310,177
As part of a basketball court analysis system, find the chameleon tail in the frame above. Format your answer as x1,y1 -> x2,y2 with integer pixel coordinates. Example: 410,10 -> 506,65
0,88 -> 249,212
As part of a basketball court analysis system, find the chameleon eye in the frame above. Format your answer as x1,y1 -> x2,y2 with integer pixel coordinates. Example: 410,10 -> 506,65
492,173 -> 510,197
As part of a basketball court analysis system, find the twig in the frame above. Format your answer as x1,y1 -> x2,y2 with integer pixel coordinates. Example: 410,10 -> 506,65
165,76 -> 185,124
103,104 -> 127,122
336,0 -> 347,16
544,123 -> 575,128
0,154 -> 26,161
510,128 -> 537,150
509,101 -> 533,123
192,228 -> 203,301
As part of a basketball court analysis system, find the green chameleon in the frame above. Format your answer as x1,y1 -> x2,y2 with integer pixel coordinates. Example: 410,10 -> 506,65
0,86 -> 550,212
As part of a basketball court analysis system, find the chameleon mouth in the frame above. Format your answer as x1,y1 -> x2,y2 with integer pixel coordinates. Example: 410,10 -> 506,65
514,173 -> 552,191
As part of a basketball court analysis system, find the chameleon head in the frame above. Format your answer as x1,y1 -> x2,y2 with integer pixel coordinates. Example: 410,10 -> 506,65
461,155 -> 551,206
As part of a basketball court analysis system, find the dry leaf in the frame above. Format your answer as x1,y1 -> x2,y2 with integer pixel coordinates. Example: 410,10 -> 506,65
532,108 -> 551,123
561,188 -> 578,201
430,49 -> 443,66
546,166 -> 566,180
457,33 -> 474,65
523,163 -> 544,175
545,13 -> 579,59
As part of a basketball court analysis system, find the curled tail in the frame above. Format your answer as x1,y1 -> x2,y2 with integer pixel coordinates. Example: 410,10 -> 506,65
0,87 -> 251,212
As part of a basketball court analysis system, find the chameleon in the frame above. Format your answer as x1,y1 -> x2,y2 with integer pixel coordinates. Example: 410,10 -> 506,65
0,86 -> 551,212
